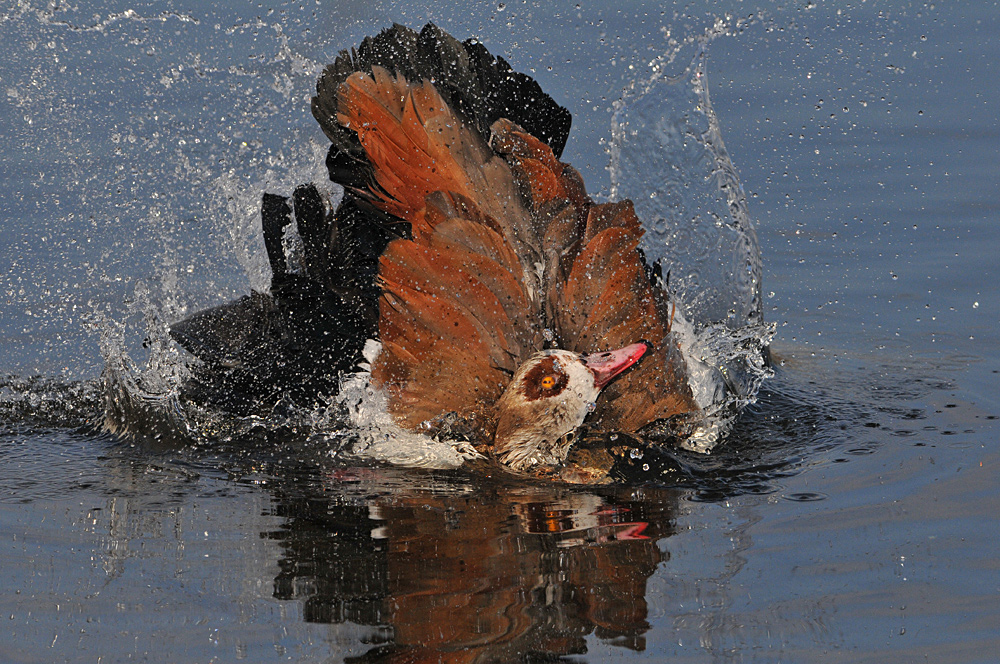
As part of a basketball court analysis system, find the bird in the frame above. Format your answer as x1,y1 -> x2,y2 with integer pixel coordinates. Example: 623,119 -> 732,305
170,23 -> 702,472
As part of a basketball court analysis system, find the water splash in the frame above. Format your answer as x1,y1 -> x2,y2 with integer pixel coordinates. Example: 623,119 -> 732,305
611,18 -> 763,330
95,278 -> 190,441
0,374 -> 101,432
609,18 -> 774,452
95,140 -> 342,445
52,14 -> 778,465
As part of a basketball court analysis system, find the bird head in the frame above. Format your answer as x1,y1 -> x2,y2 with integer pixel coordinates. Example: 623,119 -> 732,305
493,342 -> 649,471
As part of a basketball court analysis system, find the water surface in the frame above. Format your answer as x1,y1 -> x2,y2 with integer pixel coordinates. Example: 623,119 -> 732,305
2,1 -> 998,662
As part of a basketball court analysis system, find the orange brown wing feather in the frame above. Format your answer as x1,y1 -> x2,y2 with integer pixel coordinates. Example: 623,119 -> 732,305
553,204 -> 699,432
337,63 -> 698,438
335,68 -> 544,432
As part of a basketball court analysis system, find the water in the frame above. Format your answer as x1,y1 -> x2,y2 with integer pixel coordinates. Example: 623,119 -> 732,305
2,1 -> 998,662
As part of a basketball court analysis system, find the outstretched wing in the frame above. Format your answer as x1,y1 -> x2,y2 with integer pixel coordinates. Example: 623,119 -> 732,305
489,120 -> 701,433
315,22 -> 698,437
319,50 -> 548,430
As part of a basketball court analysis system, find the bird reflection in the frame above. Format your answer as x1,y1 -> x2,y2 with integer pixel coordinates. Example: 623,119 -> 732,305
266,476 -> 679,662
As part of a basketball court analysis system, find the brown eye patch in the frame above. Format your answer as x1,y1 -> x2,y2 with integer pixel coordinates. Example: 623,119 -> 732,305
522,357 -> 568,401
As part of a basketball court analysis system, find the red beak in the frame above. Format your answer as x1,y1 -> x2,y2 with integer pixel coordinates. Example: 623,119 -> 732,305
583,341 -> 650,389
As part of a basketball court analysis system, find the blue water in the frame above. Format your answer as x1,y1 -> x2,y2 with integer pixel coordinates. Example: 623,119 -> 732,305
2,1 -> 998,662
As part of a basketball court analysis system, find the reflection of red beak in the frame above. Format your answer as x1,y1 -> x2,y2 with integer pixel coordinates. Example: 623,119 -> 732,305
583,341 -> 650,389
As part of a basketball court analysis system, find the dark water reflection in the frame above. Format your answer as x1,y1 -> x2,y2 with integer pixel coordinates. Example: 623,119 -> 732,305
3,418 -> 684,660
267,478 -> 676,660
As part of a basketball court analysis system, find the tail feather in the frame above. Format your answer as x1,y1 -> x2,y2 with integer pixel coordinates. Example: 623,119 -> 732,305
170,185 -> 386,415
261,193 -> 292,281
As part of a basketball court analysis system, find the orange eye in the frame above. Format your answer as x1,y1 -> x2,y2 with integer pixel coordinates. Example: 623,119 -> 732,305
540,375 -> 557,390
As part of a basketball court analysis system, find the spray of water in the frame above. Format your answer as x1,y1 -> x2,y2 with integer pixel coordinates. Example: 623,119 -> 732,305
91,16 -> 773,462
609,17 -> 775,452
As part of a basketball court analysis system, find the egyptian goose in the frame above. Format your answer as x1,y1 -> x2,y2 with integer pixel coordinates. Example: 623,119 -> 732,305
171,23 -> 701,470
